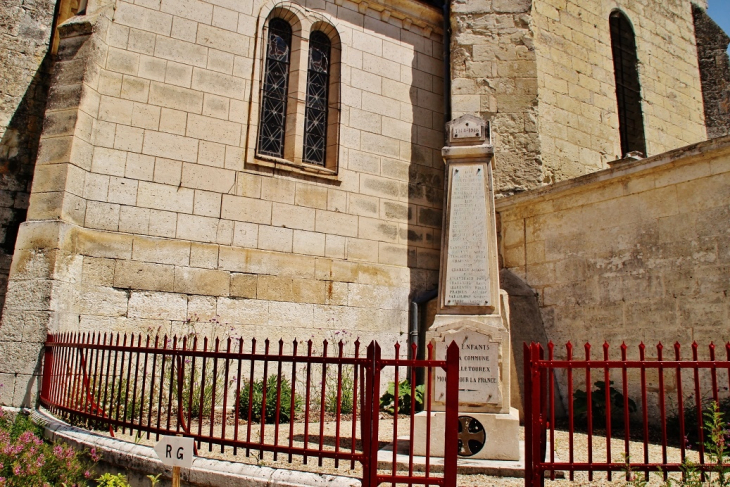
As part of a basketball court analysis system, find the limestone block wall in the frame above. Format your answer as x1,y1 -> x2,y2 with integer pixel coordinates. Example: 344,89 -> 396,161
497,136 -> 730,412
0,0 -> 447,405
533,0 -> 707,182
449,0 -> 542,196
0,0 -> 56,316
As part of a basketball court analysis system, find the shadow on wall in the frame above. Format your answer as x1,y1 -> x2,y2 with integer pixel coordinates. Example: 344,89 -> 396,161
0,52 -> 53,319
500,268 -> 565,421
407,23 -> 444,358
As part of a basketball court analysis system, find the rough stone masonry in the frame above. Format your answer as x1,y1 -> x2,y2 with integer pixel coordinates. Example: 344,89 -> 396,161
0,0 -> 56,316
693,4 -> 730,139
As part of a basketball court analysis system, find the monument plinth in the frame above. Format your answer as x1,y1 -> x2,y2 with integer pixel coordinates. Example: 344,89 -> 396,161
413,115 -> 520,461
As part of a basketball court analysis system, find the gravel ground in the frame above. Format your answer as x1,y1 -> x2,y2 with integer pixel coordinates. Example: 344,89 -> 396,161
96,414 -> 696,486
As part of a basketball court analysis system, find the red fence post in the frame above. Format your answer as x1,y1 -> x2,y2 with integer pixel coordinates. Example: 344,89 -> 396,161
525,342 -> 545,487
535,344 -> 545,487
361,341 -> 378,487
40,334 -> 54,405
370,342 -> 382,485
524,343 -> 534,487
442,341 -> 459,487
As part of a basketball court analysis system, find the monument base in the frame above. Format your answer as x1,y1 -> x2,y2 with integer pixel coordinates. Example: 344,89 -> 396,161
411,407 -> 520,461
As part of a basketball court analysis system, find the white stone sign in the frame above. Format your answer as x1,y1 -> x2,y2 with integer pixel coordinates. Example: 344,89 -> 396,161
444,164 -> 491,307
446,114 -> 488,146
433,329 -> 501,406
154,436 -> 194,468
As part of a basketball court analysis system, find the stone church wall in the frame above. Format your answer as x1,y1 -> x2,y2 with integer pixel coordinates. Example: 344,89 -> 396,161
449,0 -> 708,195
497,136 -> 730,410
533,0 -> 707,183
0,0 -> 445,405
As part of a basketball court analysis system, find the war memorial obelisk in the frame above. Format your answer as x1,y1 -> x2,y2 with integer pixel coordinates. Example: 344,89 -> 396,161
413,114 -> 520,461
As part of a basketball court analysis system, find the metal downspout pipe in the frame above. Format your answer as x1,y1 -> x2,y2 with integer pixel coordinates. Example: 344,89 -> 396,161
408,288 -> 439,359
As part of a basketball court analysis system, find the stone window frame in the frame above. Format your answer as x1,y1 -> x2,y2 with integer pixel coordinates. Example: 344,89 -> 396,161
245,3 -> 342,180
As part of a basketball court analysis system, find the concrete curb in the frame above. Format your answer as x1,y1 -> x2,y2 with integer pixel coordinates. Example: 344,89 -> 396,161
31,407 -> 361,487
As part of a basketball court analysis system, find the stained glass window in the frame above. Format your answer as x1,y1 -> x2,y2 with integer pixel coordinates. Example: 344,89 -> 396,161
303,31 -> 331,166
258,18 -> 292,158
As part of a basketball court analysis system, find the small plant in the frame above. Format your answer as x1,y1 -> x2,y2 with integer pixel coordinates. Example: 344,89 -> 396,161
157,315 -> 231,420
6,410 -> 44,439
309,331 -> 358,415
623,454 -> 649,487
168,358 -> 226,419
573,381 -> 637,425
380,380 -> 424,415
147,473 -> 162,486
679,401 -> 730,486
324,365 -> 355,415
239,376 -> 302,423
96,473 -> 132,486
623,401 -> 730,487
100,377 -> 147,422
667,395 -> 730,446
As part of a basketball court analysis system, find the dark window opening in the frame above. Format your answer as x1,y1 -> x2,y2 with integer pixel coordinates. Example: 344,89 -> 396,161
610,11 -> 647,158
258,18 -> 292,158
303,31 -> 331,166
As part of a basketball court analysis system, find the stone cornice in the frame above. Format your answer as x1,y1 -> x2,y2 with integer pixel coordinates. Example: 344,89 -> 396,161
340,0 -> 444,36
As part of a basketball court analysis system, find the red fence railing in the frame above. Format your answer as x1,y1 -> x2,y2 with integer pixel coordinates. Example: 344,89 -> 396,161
40,332 -> 459,486
524,341 -> 730,487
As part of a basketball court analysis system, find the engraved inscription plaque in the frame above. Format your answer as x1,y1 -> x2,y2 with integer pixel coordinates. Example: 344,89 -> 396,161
446,114 -> 488,146
433,329 -> 501,406
444,164 -> 490,307
452,125 -> 482,139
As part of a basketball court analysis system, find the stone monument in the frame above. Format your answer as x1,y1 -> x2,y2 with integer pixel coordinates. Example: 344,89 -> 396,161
413,114 -> 520,461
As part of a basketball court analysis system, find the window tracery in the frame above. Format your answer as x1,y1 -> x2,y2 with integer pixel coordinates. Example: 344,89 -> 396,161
258,18 -> 293,158
303,31 -> 331,166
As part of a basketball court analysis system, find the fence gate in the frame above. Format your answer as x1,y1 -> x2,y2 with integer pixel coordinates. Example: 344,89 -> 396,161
362,341 -> 460,486
40,333 -> 460,487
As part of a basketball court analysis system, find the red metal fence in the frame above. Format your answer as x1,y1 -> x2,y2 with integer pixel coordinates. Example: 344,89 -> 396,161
40,332 -> 459,486
524,341 -> 730,486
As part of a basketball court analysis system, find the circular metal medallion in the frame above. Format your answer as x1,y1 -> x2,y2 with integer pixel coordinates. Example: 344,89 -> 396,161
457,416 -> 486,457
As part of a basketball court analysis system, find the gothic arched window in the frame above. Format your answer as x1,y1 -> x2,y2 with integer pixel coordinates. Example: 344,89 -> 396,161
303,31 -> 332,166
610,11 -> 647,157
250,12 -> 341,174
258,18 -> 292,158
